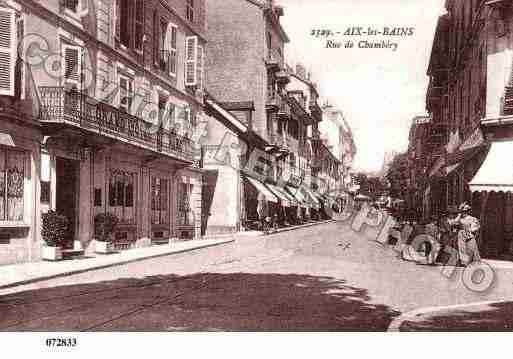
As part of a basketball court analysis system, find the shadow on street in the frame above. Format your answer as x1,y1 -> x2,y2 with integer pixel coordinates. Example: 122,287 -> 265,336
400,302 -> 513,331
0,272 -> 400,331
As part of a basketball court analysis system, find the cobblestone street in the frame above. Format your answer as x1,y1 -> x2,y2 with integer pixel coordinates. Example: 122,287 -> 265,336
2,221 -> 512,331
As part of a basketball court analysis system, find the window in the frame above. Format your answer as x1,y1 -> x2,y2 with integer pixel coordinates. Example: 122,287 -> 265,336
63,0 -> 79,13
40,151 -> 51,204
108,169 -> 136,224
186,0 -> 194,23
0,148 -> 25,222
169,25 -> 178,76
119,74 -> 134,113
119,0 -> 133,47
134,0 -> 144,51
158,21 -> 171,72
185,36 -> 198,86
62,44 -> 81,88
153,10 -> 159,64
178,182 -> 193,226
0,8 -> 16,96
196,44 -> 204,91
151,177 -> 169,225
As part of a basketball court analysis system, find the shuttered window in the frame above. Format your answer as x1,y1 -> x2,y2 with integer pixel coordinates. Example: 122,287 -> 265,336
169,25 -> 178,76
196,44 -> 204,91
0,8 -> 16,96
62,44 -> 81,87
185,36 -> 198,86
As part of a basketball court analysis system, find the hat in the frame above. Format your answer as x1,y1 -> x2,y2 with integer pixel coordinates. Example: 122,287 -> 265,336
458,202 -> 471,212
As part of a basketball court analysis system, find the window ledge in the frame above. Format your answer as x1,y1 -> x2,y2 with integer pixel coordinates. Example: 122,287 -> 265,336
0,222 -> 30,229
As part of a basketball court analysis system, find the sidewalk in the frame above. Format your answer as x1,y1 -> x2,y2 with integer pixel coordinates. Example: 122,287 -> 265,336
0,237 -> 235,290
0,219 -> 335,290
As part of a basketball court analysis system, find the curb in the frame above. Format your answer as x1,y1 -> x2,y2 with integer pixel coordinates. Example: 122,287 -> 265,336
387,299 -> 510,332
0,239 -> 235,290
261,219 -> 336,236
203,220 -> 336,239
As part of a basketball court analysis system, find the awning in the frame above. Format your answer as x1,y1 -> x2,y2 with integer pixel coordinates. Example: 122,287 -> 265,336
266,183 -> 297,207
244,176 -> 278,203
285,186 -> 308,207
205,99 -> 247,133
302,187 -> 322,209
444,145 -> 487,176
469,141 -> 513,193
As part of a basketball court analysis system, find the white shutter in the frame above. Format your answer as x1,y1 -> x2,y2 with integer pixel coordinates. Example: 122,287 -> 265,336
62,44 -> 82,86
185,36 -> 197,86
196,44 -> 204,91
0,8 -> 16,96
165,23 -> 178,76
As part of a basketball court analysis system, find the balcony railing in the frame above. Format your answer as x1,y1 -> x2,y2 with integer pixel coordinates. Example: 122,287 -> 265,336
39,87 -> 194,162
266,92 -> 281,111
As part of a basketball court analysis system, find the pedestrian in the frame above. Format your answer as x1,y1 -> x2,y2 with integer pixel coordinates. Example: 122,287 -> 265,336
454,202 -> 481,266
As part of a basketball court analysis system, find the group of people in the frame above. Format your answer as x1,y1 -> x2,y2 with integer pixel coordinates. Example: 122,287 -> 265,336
394,202 -> 481,267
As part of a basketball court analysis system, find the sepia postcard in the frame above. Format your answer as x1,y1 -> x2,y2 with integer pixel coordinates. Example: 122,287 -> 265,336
1,0 -> 512,356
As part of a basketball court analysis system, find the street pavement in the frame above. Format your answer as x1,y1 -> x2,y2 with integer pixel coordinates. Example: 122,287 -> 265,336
1,221 -> 513,331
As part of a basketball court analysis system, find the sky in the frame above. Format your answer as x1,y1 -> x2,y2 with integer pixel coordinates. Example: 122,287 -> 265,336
276,0 -> 447,172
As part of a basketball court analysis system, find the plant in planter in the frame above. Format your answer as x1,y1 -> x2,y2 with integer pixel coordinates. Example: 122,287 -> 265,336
94,213 -> 119,254
41,210 -> 69,261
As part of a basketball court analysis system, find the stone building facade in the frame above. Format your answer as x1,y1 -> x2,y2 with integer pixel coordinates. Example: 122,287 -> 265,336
424,0 -> 513,258
0,0 -> 206,265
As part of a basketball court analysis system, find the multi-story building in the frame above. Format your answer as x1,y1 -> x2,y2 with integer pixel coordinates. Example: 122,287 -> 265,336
405,115 -> 431,213
0,0 -> 206,265
320,102 -> 357,195
425,0 -> 513,259
205,0 -> 319,228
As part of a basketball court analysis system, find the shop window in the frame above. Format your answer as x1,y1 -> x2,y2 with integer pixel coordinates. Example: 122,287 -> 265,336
151,177 -> 169,225
108,169 -> 136,224
0,148 -> 25,222
178,182 -> 193,226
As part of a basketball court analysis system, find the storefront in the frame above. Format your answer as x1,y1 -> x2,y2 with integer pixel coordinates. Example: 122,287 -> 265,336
469,140 -> 513,259
242,174 -> 278,228
0,122 -> 41,265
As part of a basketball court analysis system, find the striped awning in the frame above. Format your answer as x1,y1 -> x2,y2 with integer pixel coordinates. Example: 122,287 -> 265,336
266,183 -> 297,207
469,141 -> 513,193
285,186 -> 308,207
244,176 -> 278,203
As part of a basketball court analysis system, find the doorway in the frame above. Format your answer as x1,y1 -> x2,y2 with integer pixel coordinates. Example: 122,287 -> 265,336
56,157 -> 79,249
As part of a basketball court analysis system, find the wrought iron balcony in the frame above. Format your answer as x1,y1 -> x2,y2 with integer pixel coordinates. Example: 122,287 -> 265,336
266,93 -> 281,111
265,49 -> 283,72
277,98 -> 291,119
276,70 -> 291,85
39,87 -> 194,162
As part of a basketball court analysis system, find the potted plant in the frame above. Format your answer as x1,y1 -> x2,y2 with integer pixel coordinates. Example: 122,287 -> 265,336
94,213 -> 118,254
41,210 -> 69,261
